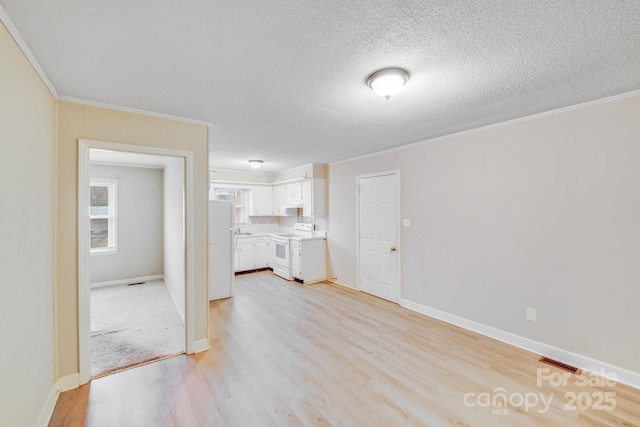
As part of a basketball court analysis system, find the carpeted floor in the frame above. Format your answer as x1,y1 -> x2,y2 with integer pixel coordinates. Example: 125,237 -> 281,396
90,280 -> 184,377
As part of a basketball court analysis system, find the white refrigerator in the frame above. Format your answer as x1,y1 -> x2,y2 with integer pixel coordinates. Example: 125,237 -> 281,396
208,200 -> 235,300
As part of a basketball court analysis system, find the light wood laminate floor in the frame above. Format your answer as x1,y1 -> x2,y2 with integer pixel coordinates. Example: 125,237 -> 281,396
50,271 -> 640,426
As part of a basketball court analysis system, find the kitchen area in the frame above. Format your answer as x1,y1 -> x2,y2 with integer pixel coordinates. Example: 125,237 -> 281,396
208,163 -> 328,301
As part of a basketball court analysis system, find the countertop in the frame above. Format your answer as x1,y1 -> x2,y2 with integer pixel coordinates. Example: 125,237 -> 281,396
236,231 -> 326,241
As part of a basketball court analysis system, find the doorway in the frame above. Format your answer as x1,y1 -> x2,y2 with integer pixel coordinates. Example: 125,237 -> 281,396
78,139 -> 196,385
357,171 -> 401,303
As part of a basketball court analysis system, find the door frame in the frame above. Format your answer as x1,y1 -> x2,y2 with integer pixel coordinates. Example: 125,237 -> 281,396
356,170 -> 402,303
78,139 -> 195,385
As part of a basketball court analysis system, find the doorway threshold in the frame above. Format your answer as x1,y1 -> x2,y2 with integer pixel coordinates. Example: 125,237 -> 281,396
92,351 -> 184,380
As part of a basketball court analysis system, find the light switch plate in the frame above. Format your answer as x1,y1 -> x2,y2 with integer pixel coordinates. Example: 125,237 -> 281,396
526,307 -> 537,322
403,219 -> 411,227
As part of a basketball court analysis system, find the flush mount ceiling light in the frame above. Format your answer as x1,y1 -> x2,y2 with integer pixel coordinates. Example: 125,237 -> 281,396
248,159 -> 264,169
366,68 -> 410,100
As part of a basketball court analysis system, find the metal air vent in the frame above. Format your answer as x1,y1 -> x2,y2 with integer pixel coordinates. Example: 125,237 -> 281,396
539,356 -> 582,375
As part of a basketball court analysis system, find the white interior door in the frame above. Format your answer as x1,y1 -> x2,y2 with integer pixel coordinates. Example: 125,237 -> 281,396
358,173 -> 399,302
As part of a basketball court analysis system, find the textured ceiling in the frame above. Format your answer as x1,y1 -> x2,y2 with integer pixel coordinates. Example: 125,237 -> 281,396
2,1 -> 639,172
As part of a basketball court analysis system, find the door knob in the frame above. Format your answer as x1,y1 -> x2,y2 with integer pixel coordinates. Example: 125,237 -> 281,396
390,246 -> 397,252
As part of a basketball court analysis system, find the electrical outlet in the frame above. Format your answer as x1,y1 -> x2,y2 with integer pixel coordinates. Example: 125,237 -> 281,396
526,307 -> 537,322
403,218 -> 411,227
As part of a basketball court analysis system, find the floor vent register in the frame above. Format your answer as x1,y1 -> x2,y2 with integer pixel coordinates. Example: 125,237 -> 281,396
539,356 -> 582,375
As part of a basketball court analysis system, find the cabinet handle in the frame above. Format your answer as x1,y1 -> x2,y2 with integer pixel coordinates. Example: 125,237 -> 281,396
390,246 -> 397,252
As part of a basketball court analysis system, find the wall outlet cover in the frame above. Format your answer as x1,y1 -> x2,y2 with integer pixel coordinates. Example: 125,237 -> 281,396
403,218 -> 411,227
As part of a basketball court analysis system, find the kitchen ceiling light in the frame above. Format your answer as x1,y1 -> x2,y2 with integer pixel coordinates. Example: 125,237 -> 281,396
249,160 -> 263,168
366,68 -> 410,100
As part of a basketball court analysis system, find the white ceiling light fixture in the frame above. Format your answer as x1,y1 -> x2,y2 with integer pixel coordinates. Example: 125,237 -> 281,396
366,68 -> 410,100
248,159 -> 264,169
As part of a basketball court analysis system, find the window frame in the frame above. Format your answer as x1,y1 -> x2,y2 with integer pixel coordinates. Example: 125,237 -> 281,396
90,179 -> 118,255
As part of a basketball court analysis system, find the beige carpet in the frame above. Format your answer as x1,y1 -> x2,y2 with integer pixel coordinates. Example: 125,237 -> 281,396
90,280 -> 184,377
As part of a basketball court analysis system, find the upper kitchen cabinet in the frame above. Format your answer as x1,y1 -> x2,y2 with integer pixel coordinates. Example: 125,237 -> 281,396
273,179 -> 325,217
302,180 -> 312,215
210,163 -> 327,218
283,182 -> 302,203
273,184 -> 285,215
302,179 -> 325,217
248,185 -> 273,216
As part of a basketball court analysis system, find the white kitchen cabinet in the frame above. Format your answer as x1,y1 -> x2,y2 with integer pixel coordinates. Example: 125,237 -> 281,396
235,236 -> 270,272
273,185 -> 285,215
284,182 -> 302,203
249,185 -> 273,216
291,240 -> 301,279
302,181 -> 312,216
265,239 -> 273,267
290,238 -> 326,283
300,179 -> 325,217
212,177 -> 324,218
235,242 -> 255,272
255,239 -> 269,268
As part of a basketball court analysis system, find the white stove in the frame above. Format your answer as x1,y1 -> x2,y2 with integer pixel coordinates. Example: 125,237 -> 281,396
271,234 -> 293,280
271,223 -> 324,280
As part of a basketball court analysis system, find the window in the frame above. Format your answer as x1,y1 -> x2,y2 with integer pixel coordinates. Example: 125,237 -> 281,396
214,188 -> 247,224
90,179 -> 117,254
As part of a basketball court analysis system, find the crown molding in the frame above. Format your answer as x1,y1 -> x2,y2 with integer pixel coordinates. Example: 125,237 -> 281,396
0,4 -> 59,98
330,89 -> 640,167
60,96 -> 212,127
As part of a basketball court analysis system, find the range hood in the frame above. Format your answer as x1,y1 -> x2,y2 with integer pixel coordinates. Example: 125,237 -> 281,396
282,205 -> 302,215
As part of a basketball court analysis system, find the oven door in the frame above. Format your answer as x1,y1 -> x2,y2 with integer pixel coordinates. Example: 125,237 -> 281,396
272,238 -> 290,269
271,237 -> 291,280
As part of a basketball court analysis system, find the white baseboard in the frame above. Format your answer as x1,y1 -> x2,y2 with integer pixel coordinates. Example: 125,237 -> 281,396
163,277 -> 186,324
36,373 -> 81,427
328,279 -> 357,290
36,382 -> 59,427
191,338 -> 210,354
56,373 -> 80,392
90,275 -> 164,288
400,299 -> 640,390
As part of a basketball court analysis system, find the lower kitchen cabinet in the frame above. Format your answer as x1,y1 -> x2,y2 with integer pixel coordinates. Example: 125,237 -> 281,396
255,239 -> 269,268
290,238 -> 326,283
235,242 -> 254,272
265,240 -> 273,268
235,236 -> 270,272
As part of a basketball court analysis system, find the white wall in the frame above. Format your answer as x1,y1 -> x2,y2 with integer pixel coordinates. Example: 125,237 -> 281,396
90,164 -> 164,284
164,158 -> 185,322
328,93 -> 640,375
0,21 -> 57,426
57,103 -> 209,376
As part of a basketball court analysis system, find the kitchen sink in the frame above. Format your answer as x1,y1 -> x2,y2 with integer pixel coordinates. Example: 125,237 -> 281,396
238,232 -> 253,236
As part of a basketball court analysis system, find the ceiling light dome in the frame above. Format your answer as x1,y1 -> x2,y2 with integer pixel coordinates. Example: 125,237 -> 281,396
366,68 -> 410,100
248,160 -> 263,169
